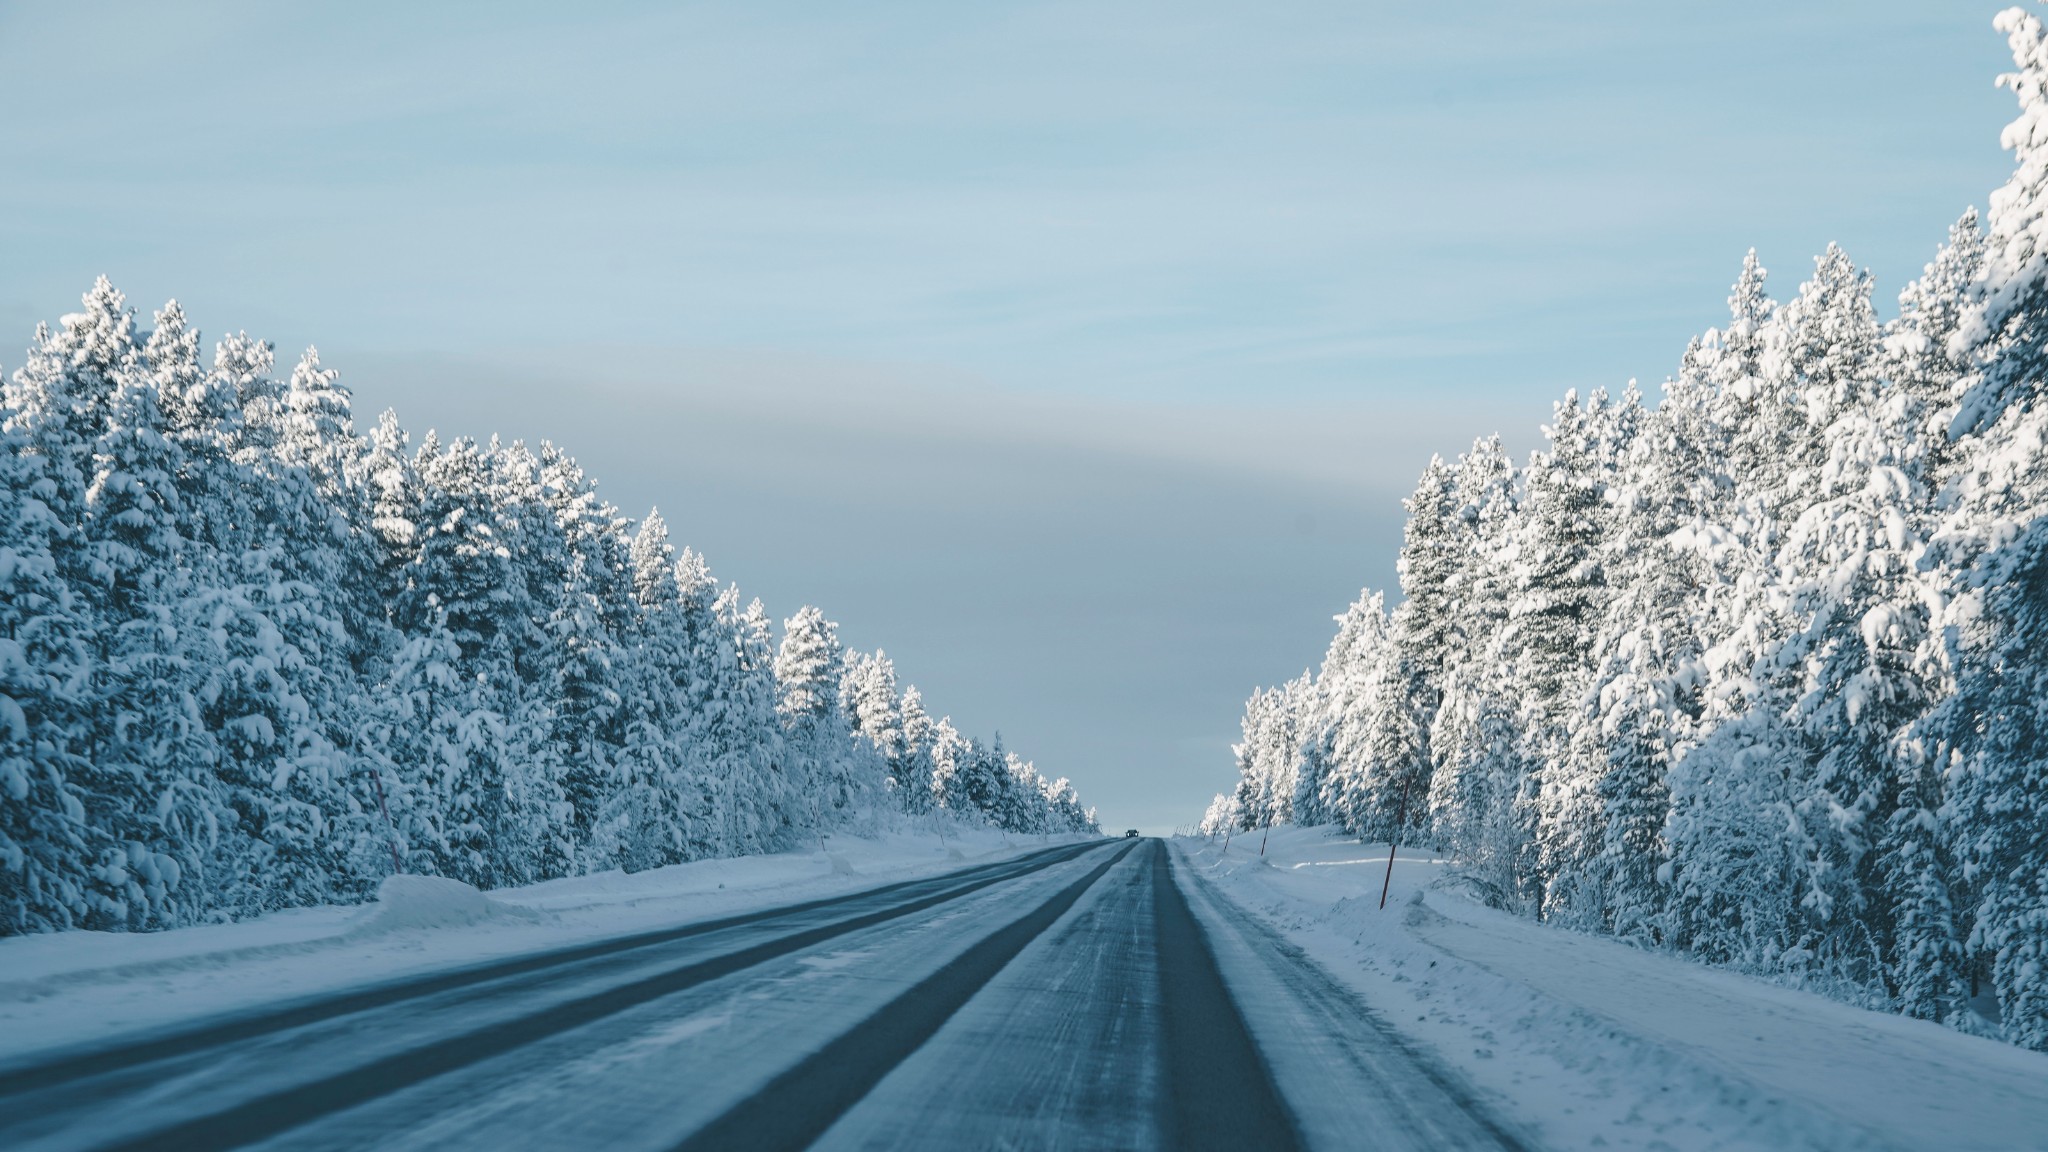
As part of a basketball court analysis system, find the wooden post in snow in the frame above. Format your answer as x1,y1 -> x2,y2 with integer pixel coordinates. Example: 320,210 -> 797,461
1379,778 -> 1414,910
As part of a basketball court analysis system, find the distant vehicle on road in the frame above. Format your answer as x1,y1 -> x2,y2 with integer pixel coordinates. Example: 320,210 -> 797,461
1124,829 -> 1140,839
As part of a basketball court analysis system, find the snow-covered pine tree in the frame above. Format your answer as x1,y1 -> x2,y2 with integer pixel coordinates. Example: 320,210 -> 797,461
1302,592 -> 1389,830
540,446 -> 632,859
1660,256 -> 1812,968
1705,252 -> 1803,522
594,508 -> 689,872
384,435 -> 571,888
1662,247 -> 1904,983
1542,385 -> 1662,929
842,650 -> 906,776
0,399 -> 99,933
198,337 -> 379,914
363,410 -> 421,605
1890,212 -> 1987,487
1770,247 -> 1939,991
83,367 -> 220,927
894,686 -> 938,815
273,348 -> 405,892
6,282 -> 190,928
776,605 -> 873,824
1040,776 -> 1093,833
1231,680 -> 1305,832
1383,456 -> 1465,830
1198,792 -> 1240,837
1661,705 -> 1809,967
274,349 -> 357,499
1512,391 -> 1613,912
1572,376 -> 1720,941
1001,751 -> 1047,834
927,715 -> 972,816
476,439 -> 575,884
1354,604 -> 1432,844
943,733 -> 993,819
353,410 -> 439,873
1425,437 -> 1525,902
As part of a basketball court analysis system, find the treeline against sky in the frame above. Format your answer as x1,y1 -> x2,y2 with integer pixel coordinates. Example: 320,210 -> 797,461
1208,7 -> 2048,1051
0,285 -> 1094,937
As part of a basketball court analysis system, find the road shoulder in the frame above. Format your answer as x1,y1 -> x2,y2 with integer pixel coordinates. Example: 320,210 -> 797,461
1172,827 -> 2048,1152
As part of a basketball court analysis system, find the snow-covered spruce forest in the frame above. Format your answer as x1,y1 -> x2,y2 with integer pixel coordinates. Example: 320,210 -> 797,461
0,285 -> 1096,938
1208,10 -> 2048,1052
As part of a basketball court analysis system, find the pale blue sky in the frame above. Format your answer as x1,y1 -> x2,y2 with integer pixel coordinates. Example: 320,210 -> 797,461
0,1 -> 2021,828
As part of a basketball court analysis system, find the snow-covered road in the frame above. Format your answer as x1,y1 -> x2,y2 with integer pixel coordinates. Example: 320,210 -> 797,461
0,837 -> 1524,1152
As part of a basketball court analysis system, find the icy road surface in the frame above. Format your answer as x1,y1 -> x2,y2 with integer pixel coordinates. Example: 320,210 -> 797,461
0,839 -> 1521,1152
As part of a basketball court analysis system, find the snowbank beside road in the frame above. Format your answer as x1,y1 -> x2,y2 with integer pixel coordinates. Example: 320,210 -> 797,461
0,822 -> 1084,1064
348,874 -> 545,935
1177,826 -> 2048,1152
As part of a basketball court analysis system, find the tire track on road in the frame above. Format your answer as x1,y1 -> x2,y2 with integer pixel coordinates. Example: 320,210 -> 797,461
680,840 -> 1309,1152
673,840 -> 1141,1152
1153,841 -> 1303,1152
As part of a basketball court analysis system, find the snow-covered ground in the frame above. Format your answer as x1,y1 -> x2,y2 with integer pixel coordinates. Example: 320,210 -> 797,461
1176,825 -> 2048,1152
0,821 -> 1084,1066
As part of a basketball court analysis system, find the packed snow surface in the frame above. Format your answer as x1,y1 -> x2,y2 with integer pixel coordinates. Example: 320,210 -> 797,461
0,823 -> 1076,1064
349,875 -> 544,934
1176,825 -> 2048,1152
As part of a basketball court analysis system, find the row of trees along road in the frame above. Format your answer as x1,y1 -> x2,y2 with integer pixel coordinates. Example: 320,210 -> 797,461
1207,7 -> 2048,1052
0,285 -> 1095,936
